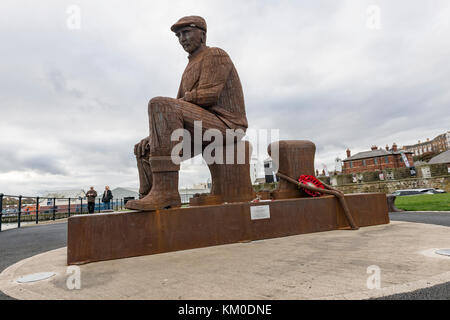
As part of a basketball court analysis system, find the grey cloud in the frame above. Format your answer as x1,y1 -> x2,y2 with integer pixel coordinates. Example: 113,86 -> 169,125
0,0 -> 449,194
0,153 -> 67,175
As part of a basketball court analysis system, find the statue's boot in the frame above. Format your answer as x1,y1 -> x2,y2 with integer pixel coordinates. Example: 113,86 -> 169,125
125,171 -> 181,210
126,157 -> 181,211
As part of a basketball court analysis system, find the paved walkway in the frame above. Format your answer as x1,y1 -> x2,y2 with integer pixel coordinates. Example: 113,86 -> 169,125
1,220 -> 449,300
0,221 -> 67,300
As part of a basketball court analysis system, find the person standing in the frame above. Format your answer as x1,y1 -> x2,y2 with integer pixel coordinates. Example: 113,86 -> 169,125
102,186 -> 113,210
86,186 -> 97,214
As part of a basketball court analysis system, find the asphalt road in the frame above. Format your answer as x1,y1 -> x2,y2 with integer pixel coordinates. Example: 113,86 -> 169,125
0,212 -> 449,300
389,211 -> 450,227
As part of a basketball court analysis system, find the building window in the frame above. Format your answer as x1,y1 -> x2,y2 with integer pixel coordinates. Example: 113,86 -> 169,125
374,157 -> 378,165
350,161 -> 353,168
362,160 -> 366,167
385,156 -> 389,164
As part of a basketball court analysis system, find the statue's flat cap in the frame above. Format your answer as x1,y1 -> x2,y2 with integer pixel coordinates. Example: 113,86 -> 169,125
171,16 -> 207,33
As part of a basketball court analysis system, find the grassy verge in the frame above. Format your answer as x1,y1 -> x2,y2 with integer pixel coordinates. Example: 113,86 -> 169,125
395,193 -> 450,211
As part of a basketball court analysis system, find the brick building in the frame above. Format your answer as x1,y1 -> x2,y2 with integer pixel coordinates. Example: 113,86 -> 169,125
403,131 -> 450,156
342,144 -> 414,174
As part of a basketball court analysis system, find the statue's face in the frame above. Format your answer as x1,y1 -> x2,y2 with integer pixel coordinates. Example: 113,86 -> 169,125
175,26 -> 205,54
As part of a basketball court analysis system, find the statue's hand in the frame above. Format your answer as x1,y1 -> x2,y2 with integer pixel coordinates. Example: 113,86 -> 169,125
134,142 -> 140,156
134,137 -> 150,158
183,91 -> 194,103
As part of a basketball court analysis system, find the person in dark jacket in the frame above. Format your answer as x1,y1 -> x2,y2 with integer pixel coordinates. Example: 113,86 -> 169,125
102,186 -> 113,210
85,187 -> 97,214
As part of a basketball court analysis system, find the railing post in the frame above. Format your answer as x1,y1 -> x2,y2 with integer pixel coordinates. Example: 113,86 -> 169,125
80,198 -> 83,214
121,198 -> 123,211
18,195 -> 22,228
98,198 -> 101,213
52,198 -> 56,221
68,198 -> 71,217
36,197 -> 39,224
0,193 -> 3,232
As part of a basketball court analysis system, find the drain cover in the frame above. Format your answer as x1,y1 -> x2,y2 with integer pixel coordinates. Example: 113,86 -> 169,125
16,272 -> 56,283
435,249 -> 450,257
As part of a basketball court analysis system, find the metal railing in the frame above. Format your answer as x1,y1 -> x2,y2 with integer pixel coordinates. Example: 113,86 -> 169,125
0,193 -> 130,232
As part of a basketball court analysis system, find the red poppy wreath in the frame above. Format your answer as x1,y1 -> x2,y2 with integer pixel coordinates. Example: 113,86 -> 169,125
298,175 -> 325,197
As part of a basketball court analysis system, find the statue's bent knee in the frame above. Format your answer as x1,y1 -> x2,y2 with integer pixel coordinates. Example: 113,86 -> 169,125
148,96 -> 176,110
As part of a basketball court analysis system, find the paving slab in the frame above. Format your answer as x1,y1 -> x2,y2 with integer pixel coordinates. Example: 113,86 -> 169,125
0,221 -> 449,300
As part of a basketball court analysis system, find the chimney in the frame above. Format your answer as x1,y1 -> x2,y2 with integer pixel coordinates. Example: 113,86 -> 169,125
392,143 -> 398,152
371,145 -> 378,151
385,144 -> 390,151
346,149 -> 351,158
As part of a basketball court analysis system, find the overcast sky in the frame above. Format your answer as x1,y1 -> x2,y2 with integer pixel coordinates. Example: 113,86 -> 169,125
1,0 -> 449,195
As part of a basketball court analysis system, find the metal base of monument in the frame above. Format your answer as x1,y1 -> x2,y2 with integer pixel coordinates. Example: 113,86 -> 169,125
67,193 -> 389,265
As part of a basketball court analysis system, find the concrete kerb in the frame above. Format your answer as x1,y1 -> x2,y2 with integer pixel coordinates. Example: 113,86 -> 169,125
1,221 -> 450,300
0,248 -> 66,300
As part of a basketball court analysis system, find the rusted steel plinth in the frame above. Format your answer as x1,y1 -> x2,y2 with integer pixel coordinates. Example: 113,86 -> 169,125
67,193 -> 389,265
